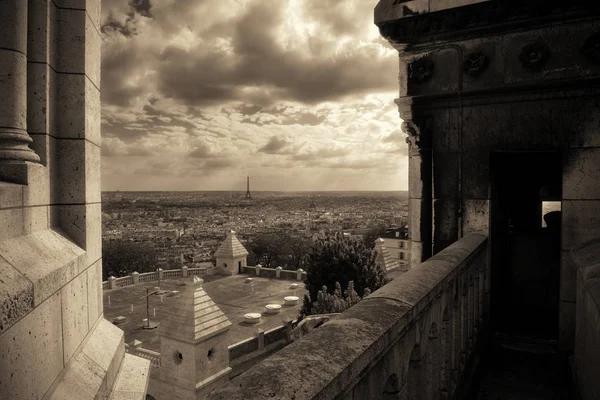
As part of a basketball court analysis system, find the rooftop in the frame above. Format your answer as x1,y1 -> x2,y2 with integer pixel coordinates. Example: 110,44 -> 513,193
102,274 -> 306,352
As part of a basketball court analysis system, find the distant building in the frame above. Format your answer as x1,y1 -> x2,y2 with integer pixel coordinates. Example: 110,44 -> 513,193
213,230 -> 249,275
379,226 -> 410,267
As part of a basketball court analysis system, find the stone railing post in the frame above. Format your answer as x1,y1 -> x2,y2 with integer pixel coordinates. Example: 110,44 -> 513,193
296,269 -> 304,281
255,264 -> 261,276
0,0 -> 40,168
158,268 -> 164,280
275,266 -> 282,279
257,329 -> 265,350
108,276 -> 117,290
182,266 -> 188,277
131,272 -> 139,284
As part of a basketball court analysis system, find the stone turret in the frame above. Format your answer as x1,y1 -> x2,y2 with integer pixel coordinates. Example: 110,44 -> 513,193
150,276 -> 232,399
214,230 -> 249,275
374,238 -> 400,272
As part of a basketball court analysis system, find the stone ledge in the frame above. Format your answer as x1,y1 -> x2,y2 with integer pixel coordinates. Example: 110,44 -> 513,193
45,319 -> 134,400
0,229 -> 85,312
0,256 -> 33,333
110,353 -> 151,400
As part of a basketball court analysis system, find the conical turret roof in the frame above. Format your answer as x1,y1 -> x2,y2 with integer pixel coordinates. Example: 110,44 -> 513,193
374,238 -> 400,272
214,230 -> 249,258
160,276 -> 231,343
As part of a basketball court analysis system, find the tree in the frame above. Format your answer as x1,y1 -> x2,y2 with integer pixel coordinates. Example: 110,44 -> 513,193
302,233 -> 388,316
102,241 -> 159,280
305,281 -> 366,315
362,225 -> 388,249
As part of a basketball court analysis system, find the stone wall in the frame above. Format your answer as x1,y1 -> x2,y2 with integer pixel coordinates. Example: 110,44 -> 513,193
209,234 -> 488,399
376,1 -> 600,353
0,1 -> 149,398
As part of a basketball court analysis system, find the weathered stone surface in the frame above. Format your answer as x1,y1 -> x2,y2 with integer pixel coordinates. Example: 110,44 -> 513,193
86,259 -> 102,327
0,0 -> 27,52
461,150 -> 489,200
82,319 -> 125,392
22,162 -> 51,206
52,203 -> 102,266
462,199 -> 489,236
561,200 -> 600,251
61,271 -> 89,363
0,182 -> 23,210
0,257 -> 33,334
0,292 -> 63,399
563,147 -> 600,200
433,153 -> 458,199
0,230 -> 85,305
0,50 -> 27,131
110,354 -> 151,400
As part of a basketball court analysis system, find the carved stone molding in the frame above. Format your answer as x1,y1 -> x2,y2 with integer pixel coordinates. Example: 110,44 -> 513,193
463,51 -> 489,77
408,57 -> 434,84
402,120 -> 421,148
519,42 -> 551,71
581,32 -> 600,64
376,0 -> 591,45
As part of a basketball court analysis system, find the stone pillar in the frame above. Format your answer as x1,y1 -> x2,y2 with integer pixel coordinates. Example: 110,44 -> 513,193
257,329 -> 265,350
157,268 -> 164,280
0,0 -> 40,166
296,269 -> 304,281
397,98 -> 432,265
255,264 -> 261,276
182,266 -> 188,277
131,272 -> 139,284
275,266 -> 282,278
108,276 -> 117,290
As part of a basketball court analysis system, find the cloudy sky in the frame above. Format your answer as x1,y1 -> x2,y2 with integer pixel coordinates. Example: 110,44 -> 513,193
100,0 -> 405,191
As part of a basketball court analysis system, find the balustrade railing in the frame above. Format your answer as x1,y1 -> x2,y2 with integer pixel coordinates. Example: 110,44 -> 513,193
209,234 -> 489,400
125,344 -> 161,369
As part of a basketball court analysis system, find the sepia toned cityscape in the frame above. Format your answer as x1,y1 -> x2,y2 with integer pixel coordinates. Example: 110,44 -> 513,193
1,1 -> 600,400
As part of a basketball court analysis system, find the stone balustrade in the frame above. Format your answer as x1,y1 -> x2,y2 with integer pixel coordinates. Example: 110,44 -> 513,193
241,265 -> 307,281
209,233 -> 489,400
125,344 -> 161,370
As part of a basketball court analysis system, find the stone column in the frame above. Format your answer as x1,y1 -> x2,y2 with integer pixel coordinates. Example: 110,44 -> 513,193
275,266 -> 282,279
157,268 -> 164,280
108,276 -> 117,290
182,266 -> 188,277
0,0 -> 40,165
131,272 -> 139,284
296,269 -> 304,281
255,264 -> 261,276
397,98 -> 432,265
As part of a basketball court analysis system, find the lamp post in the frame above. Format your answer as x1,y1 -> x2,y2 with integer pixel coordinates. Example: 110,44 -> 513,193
145,287 -> 157,329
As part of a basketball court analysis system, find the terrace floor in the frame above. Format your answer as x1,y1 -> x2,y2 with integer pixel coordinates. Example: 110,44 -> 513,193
102,274 -> 307,352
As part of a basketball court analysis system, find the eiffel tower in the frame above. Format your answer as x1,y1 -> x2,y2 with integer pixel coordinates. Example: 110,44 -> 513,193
245,176 -> 252,200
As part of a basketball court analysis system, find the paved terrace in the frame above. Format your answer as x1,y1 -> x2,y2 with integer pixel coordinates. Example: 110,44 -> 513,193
103,275 -> 307,352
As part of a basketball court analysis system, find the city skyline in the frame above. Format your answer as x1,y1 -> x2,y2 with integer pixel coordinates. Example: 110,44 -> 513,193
100,0 -> 406,192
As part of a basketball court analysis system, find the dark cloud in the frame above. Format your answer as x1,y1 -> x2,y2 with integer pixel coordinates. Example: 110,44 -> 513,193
130,0 -> 153,18
189,142 -> 216,159
257,136 -> 296,155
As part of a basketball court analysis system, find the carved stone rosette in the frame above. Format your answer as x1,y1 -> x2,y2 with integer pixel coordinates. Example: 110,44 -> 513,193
463,51 -> 489,77
408,57 -> 434,84
519,42 -> 551,71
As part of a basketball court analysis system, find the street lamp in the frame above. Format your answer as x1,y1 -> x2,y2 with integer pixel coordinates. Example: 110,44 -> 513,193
145,287 -> 157,329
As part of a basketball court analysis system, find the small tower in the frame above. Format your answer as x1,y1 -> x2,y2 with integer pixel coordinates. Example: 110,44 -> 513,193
154,276 -> 232,399
214,230 -> 249,275
374,238 -> 400,272
245,176 -> 252,199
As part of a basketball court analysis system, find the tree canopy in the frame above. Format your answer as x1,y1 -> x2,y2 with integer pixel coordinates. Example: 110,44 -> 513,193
102,241 -> 159,280
247,232 -> 310,270
301,232 -> 388,316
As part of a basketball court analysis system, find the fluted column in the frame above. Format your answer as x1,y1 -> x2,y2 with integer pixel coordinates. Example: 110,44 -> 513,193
0,0 -> 40,164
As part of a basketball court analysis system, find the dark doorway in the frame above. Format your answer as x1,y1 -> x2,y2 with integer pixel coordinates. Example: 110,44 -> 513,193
238,260 -> 242,273
490,151 -> 561,341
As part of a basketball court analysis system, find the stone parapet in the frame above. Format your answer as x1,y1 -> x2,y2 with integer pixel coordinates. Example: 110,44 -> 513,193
209,234 -> 488,400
